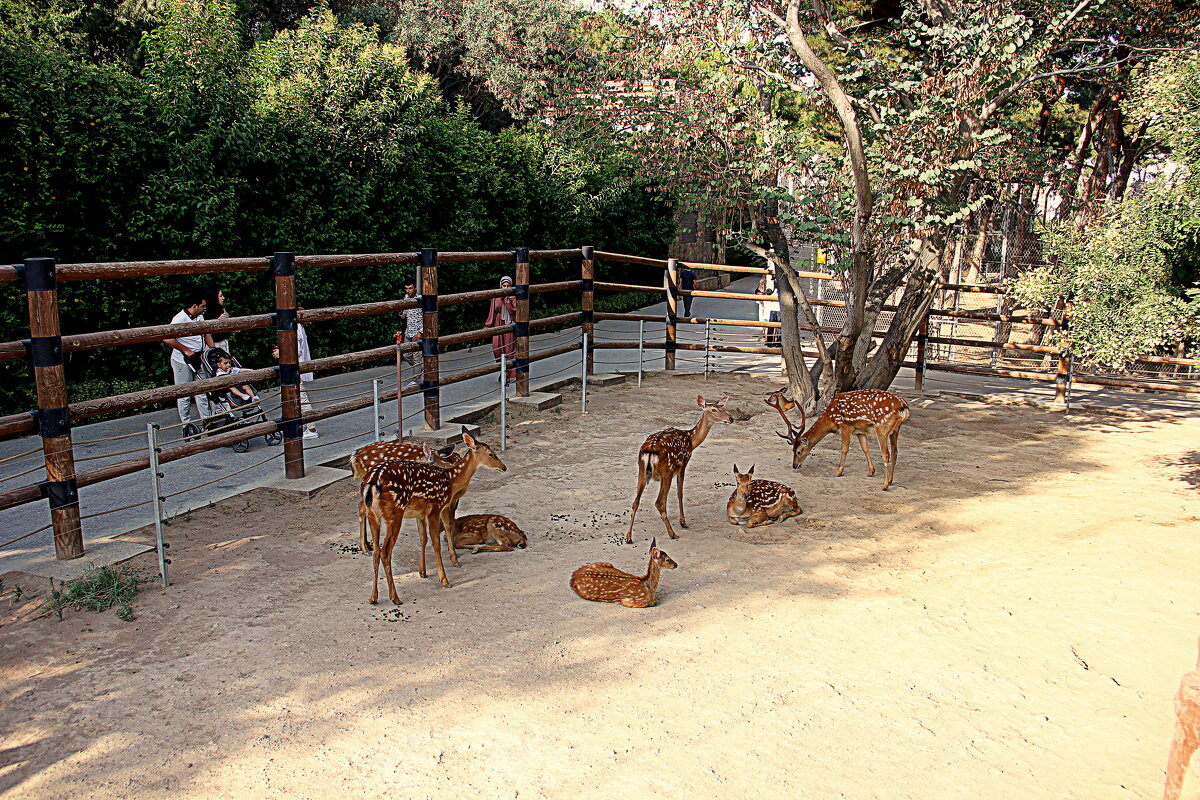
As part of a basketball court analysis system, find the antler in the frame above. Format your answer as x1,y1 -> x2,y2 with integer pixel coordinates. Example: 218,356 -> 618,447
765,389 -> 802,443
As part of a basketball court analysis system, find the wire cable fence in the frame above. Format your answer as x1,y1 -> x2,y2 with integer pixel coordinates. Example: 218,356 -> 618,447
0,521 -> 53,550
0,462 -> 44,485
80,497 -> 153,521
161,451 -> 281,501
0,446 -> 42,466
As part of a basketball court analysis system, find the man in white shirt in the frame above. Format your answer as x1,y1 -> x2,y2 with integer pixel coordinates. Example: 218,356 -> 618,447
163,290 -> 215,428
396,277 -> 423,388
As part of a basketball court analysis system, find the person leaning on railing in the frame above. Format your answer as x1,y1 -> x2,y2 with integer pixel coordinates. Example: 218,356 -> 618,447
395,276 -> 423,388
162,289 -> 214,428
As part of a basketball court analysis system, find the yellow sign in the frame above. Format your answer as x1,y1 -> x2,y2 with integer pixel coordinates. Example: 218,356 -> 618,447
816,248 -> 827,265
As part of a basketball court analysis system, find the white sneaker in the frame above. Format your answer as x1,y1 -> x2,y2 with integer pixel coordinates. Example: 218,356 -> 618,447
303,429 -> 319,440
405,380 -> 420,388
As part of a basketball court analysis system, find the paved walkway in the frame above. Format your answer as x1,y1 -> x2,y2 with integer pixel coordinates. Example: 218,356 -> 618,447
2,275 -> 1195,576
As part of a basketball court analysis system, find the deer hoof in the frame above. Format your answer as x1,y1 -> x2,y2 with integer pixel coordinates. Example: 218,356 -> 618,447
679,521 -> 689,529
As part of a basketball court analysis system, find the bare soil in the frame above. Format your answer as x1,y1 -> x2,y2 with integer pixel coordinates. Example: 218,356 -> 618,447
2,372 -> 1199,800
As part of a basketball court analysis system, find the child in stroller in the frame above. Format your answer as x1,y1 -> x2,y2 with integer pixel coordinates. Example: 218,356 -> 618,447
199,348 -> 282,452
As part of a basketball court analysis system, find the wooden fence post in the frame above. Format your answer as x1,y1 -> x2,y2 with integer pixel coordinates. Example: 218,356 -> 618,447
273,251 -> 305,479
914,313 -> 929,392
581,245 -> 594,374
24,257 -> 83,559
420,248 -> 441,430
664,258 -> 678,370
514,247 -> 530,397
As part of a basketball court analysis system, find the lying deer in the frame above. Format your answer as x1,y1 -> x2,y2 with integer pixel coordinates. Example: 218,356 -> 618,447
451,514 -> 527,552
768,387 -> 910,490
570,538 -> 678,608
726,465 -> 802,527
362,433 -> 506,603
1165,638 -> 1200,800
352,441 -> 455,553
626,395 -> 732,543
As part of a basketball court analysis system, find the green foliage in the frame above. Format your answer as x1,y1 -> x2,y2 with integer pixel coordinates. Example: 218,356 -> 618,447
0,0 -> 672,416
46,563 -> 143,621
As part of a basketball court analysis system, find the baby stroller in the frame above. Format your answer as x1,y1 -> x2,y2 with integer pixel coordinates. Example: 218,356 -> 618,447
182,349 -> 283,453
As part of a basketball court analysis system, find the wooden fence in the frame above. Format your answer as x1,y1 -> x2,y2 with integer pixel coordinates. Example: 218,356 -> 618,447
2,246 -> 1196,562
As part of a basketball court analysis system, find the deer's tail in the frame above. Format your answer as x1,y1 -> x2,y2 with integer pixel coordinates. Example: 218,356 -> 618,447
638,450 -> 656,482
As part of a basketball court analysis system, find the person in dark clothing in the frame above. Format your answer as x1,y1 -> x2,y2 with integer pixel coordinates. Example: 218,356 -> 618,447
678,265 -> 696,317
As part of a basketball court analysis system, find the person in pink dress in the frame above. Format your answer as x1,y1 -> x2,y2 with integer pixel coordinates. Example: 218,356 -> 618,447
486,275 -> 518,380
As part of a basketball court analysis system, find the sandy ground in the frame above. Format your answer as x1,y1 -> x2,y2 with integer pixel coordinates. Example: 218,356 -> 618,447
2,371 -> 1199,800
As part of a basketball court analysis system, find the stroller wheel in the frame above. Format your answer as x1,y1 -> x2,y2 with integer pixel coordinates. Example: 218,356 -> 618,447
232,439 -> 250,453
182,423 -> 201,440
265,431 -> 283,446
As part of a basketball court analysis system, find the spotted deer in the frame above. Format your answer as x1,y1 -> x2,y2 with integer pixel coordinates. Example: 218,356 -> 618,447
451,514 -> 527,552
570,538 -> 678,608
769,388 -> 910,490
352,441 -> 455,553
1165,638 -> 1200,800
626,395 -> 732,543
726,465 -> 802,527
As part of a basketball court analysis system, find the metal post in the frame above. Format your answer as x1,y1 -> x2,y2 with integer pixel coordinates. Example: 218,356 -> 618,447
24,256 -> 83,559
664,259 -> 678,370
372,378 -> 381,442
637,320 -> 644,387
915,314 -> 928,392
420,248 -> 440,431
272,251 -> 305,479
704,319 -> 712,379
581,333 -> 588,414
146,423 -> 169,587
499,354 -> 507,452
514,248 -> 531,397
581,245 -> 594,375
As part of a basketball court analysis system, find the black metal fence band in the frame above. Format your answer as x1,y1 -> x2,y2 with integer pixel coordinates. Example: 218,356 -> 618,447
664,341 -> 677,354
43,478 -> 79,510
272,252 -> 296,276
513,285 -> 529,301
278,363 -> 300,386
514,357 -> 529,374
280,416 -> 303,439
274,308 -> 297,332
35,406 -> 71,438
420,248 -> 437,268
580,310 -> 594,324
421,293 -> 438,313
421,337 -> 438,357
23,257 -> 56,291
421,379 -> 439,400
580,278 -> 594,293
581,246 -> 594,260
513,321 -> 529,338
514,248 -> 529,262
29,336 -> 63,367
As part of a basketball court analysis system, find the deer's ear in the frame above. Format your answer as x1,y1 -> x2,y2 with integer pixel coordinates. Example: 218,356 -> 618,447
462,432 -> 476,450
748,464 -> 755,476
716,396 -> 729,408
650,537 -> 657,553
732,464 -> 739,475
421,445 -> 433,460
696,395 -> 705,407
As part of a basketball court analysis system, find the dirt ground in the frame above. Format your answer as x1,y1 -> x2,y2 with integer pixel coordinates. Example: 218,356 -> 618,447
2,371 -> 1199,800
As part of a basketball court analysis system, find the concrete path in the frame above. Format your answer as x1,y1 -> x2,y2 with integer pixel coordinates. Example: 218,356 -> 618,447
1,275 -> 1195,576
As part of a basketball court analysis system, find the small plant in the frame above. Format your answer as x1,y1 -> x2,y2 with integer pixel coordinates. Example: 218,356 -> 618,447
44,564 -> 143,621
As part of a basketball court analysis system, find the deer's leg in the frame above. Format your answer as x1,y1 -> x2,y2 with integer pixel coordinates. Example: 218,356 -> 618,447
675,467 -> 688,529
466,544 -> 515,552
857,433 -> 875,476
876,428 -> 893,490
358,499 -> 372,553
417,517 -> 428,578
654,473 -> 679,539
368,514 -> 384,604
887,426 -> 901,489
626,458 -> 650,544
381,520 -> 403,606
745,510 -> 771,528
836,427 -> 852,476
445,498 -> 461,566
428,510 -> 451,588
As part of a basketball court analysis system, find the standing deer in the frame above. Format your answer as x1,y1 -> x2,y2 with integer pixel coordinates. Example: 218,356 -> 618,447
352,441 -> 455,553
451,514 -> 527,552
726,465 -> 802,527
626,395 -> 732,543
768,388 -> 910,490
570,538 -> 678,608
1165,638 -> 1200,800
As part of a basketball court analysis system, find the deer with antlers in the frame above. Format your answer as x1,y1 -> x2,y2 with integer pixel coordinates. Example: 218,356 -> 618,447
626,395 -> 732,543
352,440 -> 456,553
570,538 -> 678,608
766,387 -> 910,490
726,465 -> 802,527
361,432 -> 507,604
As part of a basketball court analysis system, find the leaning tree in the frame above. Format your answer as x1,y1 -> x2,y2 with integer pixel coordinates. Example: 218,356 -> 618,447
546,0 -> 1196,412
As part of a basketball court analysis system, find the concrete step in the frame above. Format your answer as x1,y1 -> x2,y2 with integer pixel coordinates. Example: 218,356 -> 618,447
508,391 -> 562,410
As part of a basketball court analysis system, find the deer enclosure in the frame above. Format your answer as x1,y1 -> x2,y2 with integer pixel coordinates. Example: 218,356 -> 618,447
1,372 -> 1198,800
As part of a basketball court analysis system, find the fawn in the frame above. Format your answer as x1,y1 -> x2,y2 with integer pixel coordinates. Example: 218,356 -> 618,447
451,514 -> 527,552
726,465 -> 802,527
627,395 -> 732,543
768,387 -> 910,490
1165,638 -> 1200,800
570,538 -> 678,608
